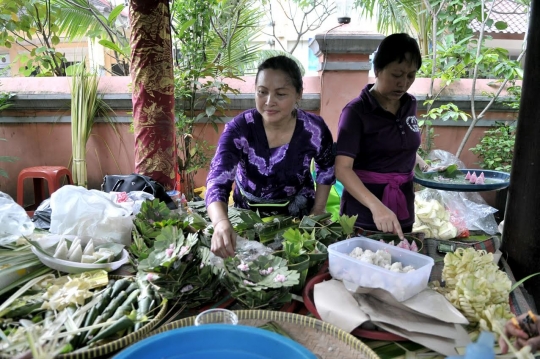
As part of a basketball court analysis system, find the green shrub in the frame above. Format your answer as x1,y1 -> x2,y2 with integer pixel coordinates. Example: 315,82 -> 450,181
470,122 -> 515,172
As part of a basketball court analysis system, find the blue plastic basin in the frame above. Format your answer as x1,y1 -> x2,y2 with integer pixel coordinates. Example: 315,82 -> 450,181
114,324 -> 317,359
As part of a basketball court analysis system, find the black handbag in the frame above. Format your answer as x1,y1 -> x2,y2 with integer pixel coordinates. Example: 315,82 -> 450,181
101,173 -> 177,210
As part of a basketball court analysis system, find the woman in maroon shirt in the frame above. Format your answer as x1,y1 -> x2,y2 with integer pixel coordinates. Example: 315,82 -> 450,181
335,33 -> 429,238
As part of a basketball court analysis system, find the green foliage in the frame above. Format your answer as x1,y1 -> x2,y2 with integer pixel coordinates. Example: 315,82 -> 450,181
0,0 -> 128,76
470,122 -> 515,172
420,102 -> 470,127
0,90 -> 16,178
171,0 -> 263,199
414,0 -> 526,156
137,226 -> 222,307
221,254 -> 299,309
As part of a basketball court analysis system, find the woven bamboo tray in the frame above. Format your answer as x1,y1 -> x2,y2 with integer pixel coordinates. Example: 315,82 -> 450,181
148,310 -> 380,359
56,297 -> 168,359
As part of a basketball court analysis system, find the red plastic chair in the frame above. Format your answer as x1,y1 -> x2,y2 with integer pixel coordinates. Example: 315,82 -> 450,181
17,166 -> 73,211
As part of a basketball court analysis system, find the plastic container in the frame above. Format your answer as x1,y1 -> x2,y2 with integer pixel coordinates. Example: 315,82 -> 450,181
195,309 -> 238,326
113,324 -> 317,359
328,237 -> 434,301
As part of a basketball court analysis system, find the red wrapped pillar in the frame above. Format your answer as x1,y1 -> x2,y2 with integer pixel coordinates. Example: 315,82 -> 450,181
129,0 -> 176,190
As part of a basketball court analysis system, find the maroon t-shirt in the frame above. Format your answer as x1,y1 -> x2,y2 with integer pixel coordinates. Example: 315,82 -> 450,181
336,84 -> 421,230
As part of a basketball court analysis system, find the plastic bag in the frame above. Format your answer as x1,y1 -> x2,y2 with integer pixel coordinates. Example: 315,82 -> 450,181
32,198 -> 52,230
427,149 -> 466,169
210,236 -> 273,269
0,192 -> 35,245
414,188 -> 499,238
108,191 -> 155,215
50,185 -> 133,246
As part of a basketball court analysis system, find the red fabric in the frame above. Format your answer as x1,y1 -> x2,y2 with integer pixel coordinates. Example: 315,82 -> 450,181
129,0 -> 176,190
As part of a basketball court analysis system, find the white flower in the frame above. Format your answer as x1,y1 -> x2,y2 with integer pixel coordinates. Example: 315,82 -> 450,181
181,284 -> 194,293
146,273 -> 159,282
273,274 -> 287,283
243,279 -> 256,286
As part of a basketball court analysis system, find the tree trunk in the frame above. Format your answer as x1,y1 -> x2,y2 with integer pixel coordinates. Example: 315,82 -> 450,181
501,0 -> 540,310
129,0 -> 177,190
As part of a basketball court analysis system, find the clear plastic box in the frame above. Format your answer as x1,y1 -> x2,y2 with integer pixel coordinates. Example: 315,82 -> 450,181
328,237 -> 434,301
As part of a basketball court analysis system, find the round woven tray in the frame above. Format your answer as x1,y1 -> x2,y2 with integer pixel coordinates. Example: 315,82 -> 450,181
149,310 -> 380,359
56,297 -> 167,359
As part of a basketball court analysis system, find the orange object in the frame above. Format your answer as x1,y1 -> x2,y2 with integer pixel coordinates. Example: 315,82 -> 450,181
17,166 -> 73,213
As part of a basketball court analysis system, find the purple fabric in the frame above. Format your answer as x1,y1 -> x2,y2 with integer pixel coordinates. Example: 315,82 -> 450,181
336,84 -> 421,229
354,169 -> 414,220
206,109 -> 335,216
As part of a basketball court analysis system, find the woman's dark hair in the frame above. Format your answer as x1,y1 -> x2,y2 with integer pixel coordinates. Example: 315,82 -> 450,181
256,55 -> 303,94
373,33 -> 422,74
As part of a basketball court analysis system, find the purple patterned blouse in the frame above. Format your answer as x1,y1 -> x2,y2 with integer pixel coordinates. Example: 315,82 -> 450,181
205,108 -> 335,217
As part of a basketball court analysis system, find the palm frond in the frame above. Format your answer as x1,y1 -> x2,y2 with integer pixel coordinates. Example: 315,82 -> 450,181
205,0 -> 265,74
52,0 -> 110,41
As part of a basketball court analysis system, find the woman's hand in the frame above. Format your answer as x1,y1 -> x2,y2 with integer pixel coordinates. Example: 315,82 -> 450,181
211,218 -> 237,258
370,202 -> 404,239
309,204 -> 326,216
499,313 -> 540,354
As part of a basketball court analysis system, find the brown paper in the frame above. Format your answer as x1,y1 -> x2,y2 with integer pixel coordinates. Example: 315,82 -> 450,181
344,280 -> 469,325
313,279 -> 370,332
314,279 -> 471,356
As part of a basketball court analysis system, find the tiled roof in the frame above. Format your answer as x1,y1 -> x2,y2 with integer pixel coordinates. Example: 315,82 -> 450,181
470,0 -> 528,34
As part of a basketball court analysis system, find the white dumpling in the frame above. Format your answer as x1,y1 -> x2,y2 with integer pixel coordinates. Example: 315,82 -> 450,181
83,239 -> 94,257
66,237 -> 81,259
81,255 -> 97,263
67,243 -> 82,262
53,238 -> 69,260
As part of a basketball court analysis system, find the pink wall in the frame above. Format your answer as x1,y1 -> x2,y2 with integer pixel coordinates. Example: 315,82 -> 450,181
0,76 -> 518,206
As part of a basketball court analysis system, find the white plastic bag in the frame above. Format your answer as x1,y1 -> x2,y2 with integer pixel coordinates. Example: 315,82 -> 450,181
415,189 -> 499,237
0,192 -> 34,245
50,185 -> 133,246
108,191 -> 155,215
427,149 -> 466,169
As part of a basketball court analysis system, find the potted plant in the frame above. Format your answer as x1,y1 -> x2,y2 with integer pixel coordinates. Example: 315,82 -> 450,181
470,121 -> 516,221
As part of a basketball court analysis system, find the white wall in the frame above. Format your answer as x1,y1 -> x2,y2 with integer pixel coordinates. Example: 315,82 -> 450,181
259,0 -> 378,74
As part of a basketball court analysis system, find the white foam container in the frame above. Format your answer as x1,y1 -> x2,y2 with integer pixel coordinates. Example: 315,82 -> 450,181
328,237 -> 434,301
30,234 -> 128,274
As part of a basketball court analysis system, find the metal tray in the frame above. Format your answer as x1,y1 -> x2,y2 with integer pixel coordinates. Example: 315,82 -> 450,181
414,169 -> 510,192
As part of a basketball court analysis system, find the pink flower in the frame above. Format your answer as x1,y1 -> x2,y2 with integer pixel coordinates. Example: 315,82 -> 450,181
273,274 -> 287,283
259,266 -> 274,275
165,243 -> 175,257
146,273 -> 158,282
243,280 -> 256,286
237,262 -> 249,271
116,192 -> 129,203
200,262 -> 205,269
179,246 -> 189,257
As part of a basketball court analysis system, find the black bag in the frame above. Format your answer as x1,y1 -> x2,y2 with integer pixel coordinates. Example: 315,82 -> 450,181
32,198 -> 52,230
101,173 -> 177,210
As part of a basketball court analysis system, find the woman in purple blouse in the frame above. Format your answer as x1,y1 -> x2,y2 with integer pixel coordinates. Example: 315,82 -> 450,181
206,56 -> 336,258
335,33 -> 429,239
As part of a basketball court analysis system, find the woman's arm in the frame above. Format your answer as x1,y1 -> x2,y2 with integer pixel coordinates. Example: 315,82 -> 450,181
205,119 -> 243,258
335,155 -> 404,239
310,184 -> 331,215
415,153 -> 429,172
207,201 -> 236,258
